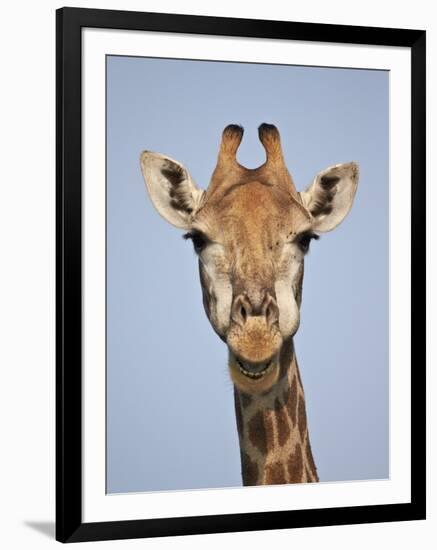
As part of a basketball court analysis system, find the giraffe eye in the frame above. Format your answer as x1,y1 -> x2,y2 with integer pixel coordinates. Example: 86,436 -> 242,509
183,231 -> 208,254
296,232 -> 319,253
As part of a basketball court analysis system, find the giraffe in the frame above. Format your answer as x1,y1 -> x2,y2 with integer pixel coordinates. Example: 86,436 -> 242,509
140,124 -> 359,485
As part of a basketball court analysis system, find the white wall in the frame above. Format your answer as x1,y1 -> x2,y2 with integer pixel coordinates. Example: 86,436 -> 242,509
0,0 -> 434,548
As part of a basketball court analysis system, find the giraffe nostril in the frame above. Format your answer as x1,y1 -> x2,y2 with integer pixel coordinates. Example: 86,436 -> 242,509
264,296 -> 279,326
232,294 -> 252,325
240,305 -> 247,322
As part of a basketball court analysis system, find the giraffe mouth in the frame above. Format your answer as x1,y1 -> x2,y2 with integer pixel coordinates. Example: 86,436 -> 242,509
236,358 -> 274,379
229,352 -> 280,393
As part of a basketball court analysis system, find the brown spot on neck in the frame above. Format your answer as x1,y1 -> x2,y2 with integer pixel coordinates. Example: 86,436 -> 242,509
284,374 -> 298,427
241,452 -> 258,485
248,410 -> 267,455
298,394 -> 307,441
265,461 -> 288,485
274,397 -> 291,446
234,391 -> 244,438
304,437 -> 319,481
287,444 -> 304,483
240,392 -> 252,409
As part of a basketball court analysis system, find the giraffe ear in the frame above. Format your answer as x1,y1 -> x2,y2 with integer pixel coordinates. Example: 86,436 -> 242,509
140,151 -> 205,229
299,162 -> 359,232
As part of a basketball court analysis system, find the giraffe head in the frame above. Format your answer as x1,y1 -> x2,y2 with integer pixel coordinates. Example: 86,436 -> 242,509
141,124 -> 359,394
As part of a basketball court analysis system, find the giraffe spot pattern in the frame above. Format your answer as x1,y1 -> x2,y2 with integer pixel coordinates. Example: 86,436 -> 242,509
305,466 -> 313,482
235,364 -> 317,486
264,412 -> 276,453
234,392 -> 244,438
287,443 -> 303,483
295,361 -> 302,384
274,397 -> 291,446
248,410 -> 267,455
241,452 -> 258,485
283,374 -> 298,427
240,392 -> 252,408
298,394 -> 307,441
265,461 -> 287,485
304,436 -> 318,481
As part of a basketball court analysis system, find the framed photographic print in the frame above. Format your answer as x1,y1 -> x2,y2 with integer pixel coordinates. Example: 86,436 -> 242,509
56,7 -> 426,543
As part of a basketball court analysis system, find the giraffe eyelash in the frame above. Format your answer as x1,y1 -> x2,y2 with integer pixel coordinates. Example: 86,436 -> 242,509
293,232 -> 320,254
183,230 -> 210,253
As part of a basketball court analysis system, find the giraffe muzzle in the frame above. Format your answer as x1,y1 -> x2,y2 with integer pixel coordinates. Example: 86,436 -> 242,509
228,349 -> 280,393
226,291 -> 282,391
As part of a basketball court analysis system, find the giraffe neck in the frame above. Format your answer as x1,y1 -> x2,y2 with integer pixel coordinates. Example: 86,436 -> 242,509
233,338 -> 318,485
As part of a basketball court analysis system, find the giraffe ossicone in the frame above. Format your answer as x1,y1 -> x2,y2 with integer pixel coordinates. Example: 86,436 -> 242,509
140,124 -> 359,485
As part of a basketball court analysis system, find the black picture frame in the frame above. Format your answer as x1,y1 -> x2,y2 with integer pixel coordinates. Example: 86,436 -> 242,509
56,6 -> 426,543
